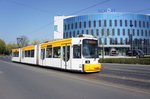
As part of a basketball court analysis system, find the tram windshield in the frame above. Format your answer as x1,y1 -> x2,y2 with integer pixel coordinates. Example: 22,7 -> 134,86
83,39 -> 98,58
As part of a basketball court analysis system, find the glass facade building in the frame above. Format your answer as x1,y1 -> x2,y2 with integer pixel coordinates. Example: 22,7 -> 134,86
63,13 -> 150,56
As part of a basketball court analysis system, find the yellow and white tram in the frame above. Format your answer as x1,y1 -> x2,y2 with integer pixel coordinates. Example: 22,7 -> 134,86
12,36 -> 102,73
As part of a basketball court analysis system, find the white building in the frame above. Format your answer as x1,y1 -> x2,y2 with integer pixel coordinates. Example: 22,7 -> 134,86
54,16 -> 72,39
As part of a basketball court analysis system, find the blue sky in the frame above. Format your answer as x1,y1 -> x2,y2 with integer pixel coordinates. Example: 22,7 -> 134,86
0,0 -> 150,43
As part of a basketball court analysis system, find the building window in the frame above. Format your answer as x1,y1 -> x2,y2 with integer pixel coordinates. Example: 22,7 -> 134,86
132,29 -> 135,36
104,20 -> 106,27
65,24 -> 67,30
86,30 -> 89,34
110,38 -> 112,45
94,20 -> 96,27
130,20 -> 132,26
109,20 -> 112,27
99,38 -> 102,45
120,38 -> 123,45
71,23 -> 73,29
145,30 -> 147,36
79,22 -> 82,28
112,29 -> 115,36
91,29 -> 94,35
141,30 -> 143,36
139,21 -> 141,27
73,31 -> 75,37
96,29 -> 99,36
120,20 -> 122,27
101,29 -> 104,36
70,32 -> 72,37
63,33 -> 65,38
143,21 -> 145,28
115,20 -> 117,26
77,30 -> 79,36
137,29 -> 139,36
125,20 -> 127,27
147,22 -> 149,28
104,38 -> 107,45
89,21 -> 91,28
107,29 -> 110,36
125,38 -> 128,44
82,30 -> 84,34
117,29 -> 120,36
66,32 -> 68,38
115,38 -> 118,44
128,29 -> 130,36
134,20 -> 137,27
84,21 -> 86,28
68,24 -> 70,30
123,29 -> 125,36
75,22 -> 77,29
147,39 -> 149,45
99,20 -> 101,27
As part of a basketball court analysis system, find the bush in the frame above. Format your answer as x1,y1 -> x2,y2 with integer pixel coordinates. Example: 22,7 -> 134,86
99,58 -> 150,65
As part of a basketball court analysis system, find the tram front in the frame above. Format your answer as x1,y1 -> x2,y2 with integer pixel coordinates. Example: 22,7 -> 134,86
82,39 -> 102,73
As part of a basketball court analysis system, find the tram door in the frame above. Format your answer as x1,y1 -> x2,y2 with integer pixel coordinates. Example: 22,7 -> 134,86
41,49 -> 45,66
62,46 -> 71,69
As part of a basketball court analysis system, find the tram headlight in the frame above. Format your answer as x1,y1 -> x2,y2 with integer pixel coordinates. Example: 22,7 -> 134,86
85,60 -> 90,64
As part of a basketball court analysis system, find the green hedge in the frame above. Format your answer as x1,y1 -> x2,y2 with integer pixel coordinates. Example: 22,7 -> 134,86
99,58 -> 150,65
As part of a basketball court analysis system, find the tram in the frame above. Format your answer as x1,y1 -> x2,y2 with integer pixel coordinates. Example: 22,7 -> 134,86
12,36 -> 102,73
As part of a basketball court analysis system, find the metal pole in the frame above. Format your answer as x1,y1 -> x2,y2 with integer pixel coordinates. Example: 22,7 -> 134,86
130,24 -> 133,57
102,43 -> 104,59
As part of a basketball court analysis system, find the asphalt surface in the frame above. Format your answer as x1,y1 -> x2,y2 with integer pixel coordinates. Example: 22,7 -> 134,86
86,63 -> 150,90
0,56 -> 150,99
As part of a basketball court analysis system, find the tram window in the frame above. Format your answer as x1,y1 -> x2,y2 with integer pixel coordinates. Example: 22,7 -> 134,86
28,50 -> 30,57
53,47 -> 61,58
46,48 -> 52,58
41,49 -> 45,60
13,52 -> 19,57
25,51 -> 28,57
31,50 -> 34,57
73,45 -> 81,58
63,46 -> 70,61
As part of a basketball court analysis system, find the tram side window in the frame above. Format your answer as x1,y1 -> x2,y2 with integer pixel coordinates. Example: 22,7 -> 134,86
46,48 -> 52,58
13,52 -> 19,57
41,49 -> 45,60
31,50 -> 34,57
73,45 -> 81,58
24,50 -> 34,57
53,47 -> 61,58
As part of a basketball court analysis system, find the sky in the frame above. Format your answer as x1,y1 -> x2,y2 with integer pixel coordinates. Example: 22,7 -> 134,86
0,0 -> 150,44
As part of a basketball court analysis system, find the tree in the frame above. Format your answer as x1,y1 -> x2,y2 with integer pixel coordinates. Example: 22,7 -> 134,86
17,36 -> 29,47
0,39 -> 6,55
5,43 -> 18,55
31,39 -> 41,45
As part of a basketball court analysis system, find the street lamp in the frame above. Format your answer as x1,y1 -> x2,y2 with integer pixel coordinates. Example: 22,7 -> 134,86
129,24 -> 133,51
98,28 -> 111,59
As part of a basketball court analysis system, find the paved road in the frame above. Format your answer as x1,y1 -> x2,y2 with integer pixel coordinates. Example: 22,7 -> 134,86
0,58 -> 150,99
0,56 -> 150,89
86,63 -> 150,90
